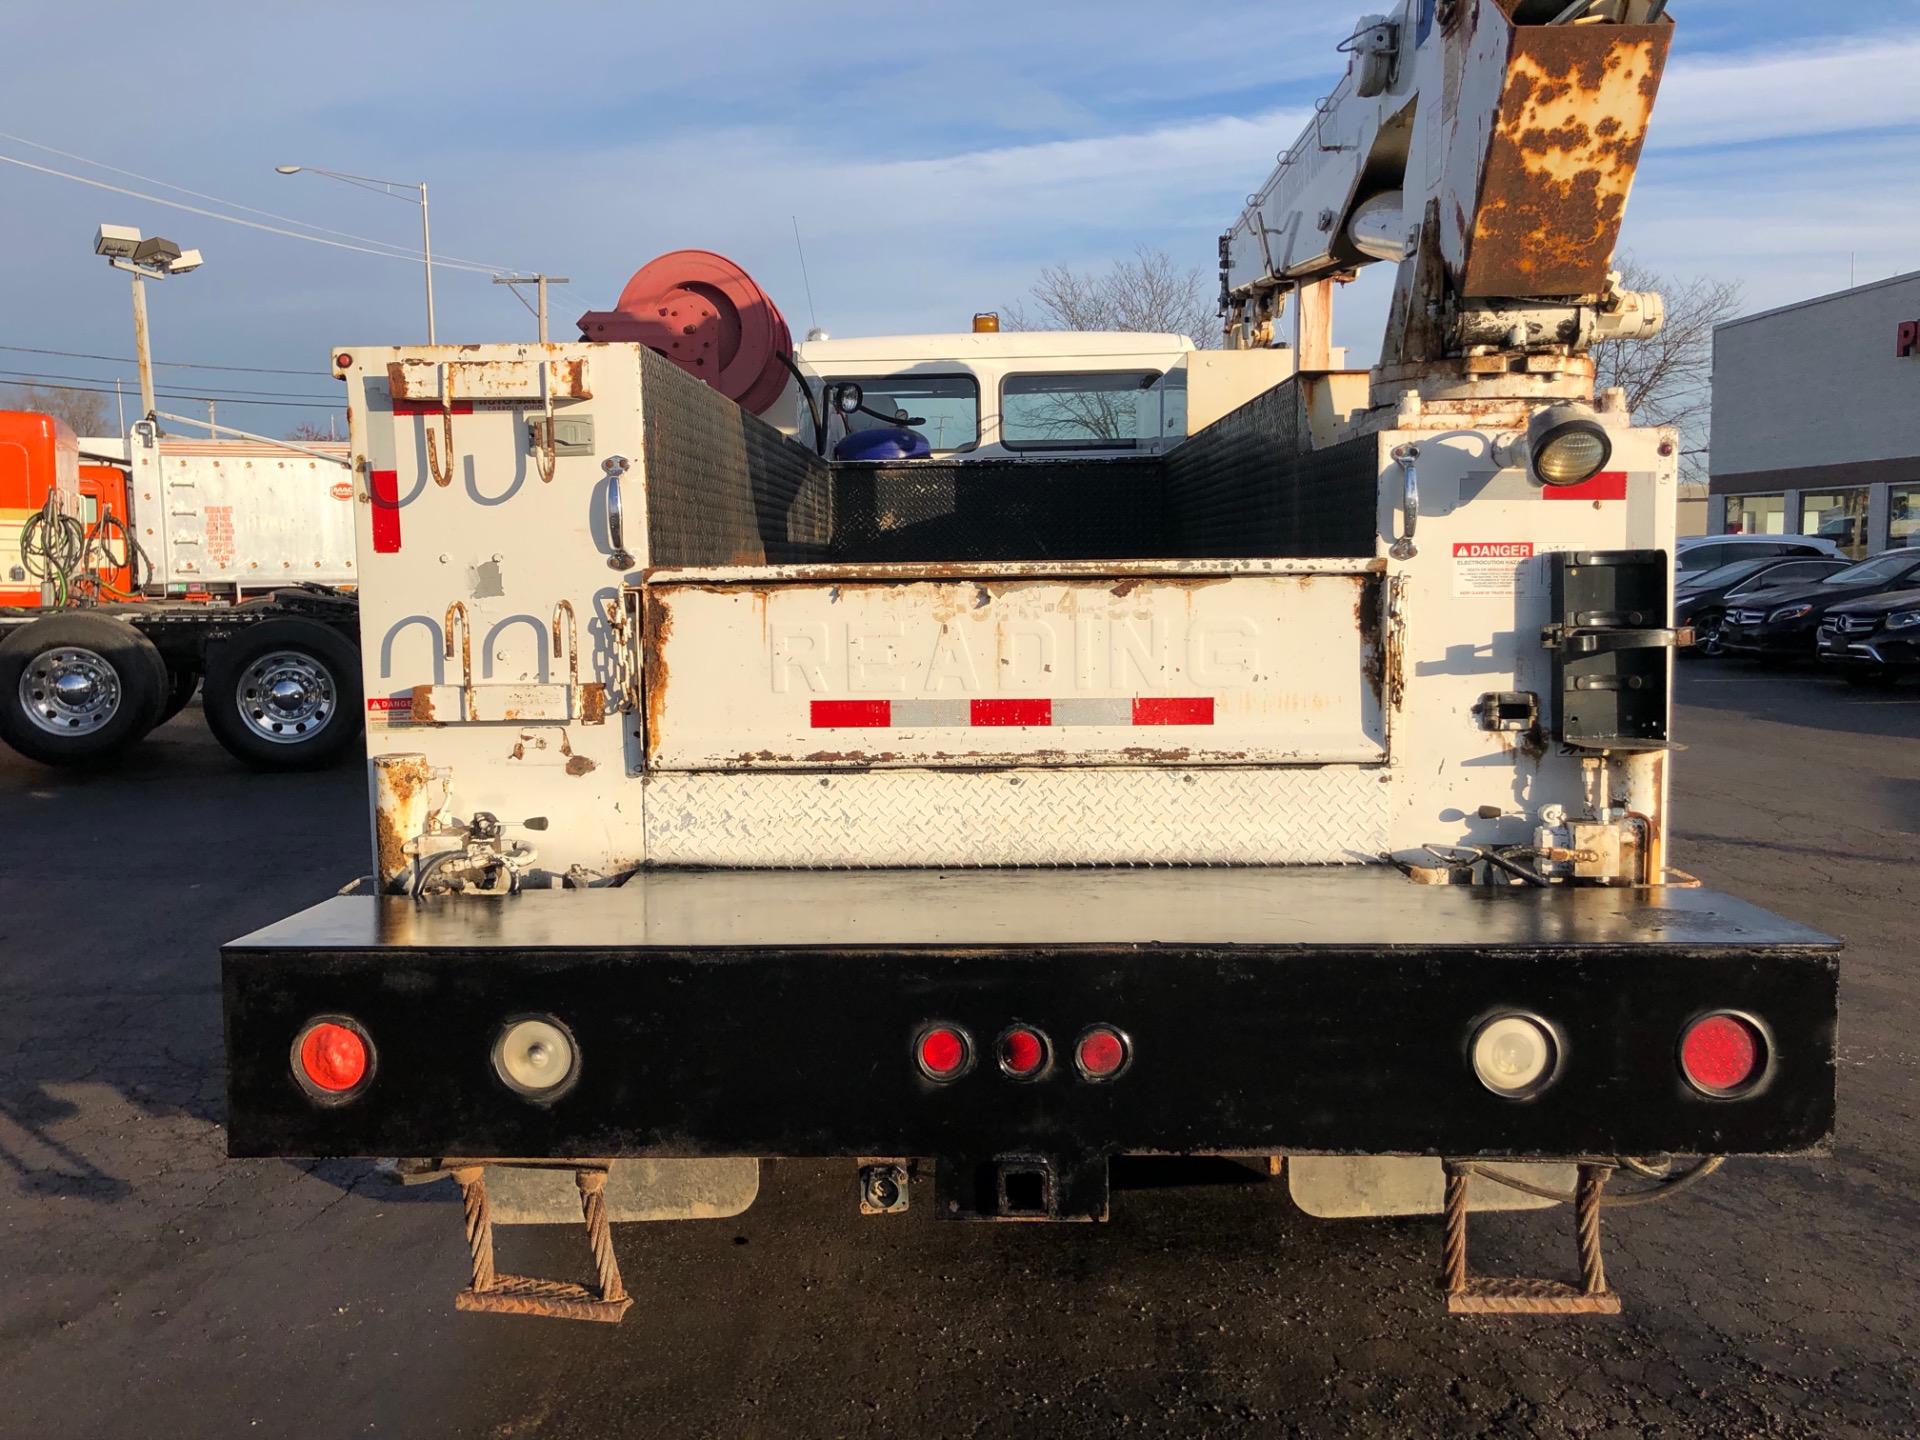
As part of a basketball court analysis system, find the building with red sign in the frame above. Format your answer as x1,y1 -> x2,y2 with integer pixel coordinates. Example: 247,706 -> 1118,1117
1709,272 -> 1920,558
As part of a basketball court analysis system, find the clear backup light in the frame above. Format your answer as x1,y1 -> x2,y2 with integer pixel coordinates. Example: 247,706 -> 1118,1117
292,1017 -> 373,1101
493,1016 -> 580,1099
1680,1013 -> 1766,1096
1470,1014 -> 1558,1098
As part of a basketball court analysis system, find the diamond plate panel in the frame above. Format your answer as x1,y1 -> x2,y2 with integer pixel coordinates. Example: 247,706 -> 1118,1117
644,766 -> 1390,867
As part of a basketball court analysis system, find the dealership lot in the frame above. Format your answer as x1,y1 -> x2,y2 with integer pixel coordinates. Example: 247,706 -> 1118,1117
0,670 -> 1914,1439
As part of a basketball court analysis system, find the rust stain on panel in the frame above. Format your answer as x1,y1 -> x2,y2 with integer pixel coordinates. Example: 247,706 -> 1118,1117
640,592 -> 673,766
409,684 -> 438,725
565,755 -> 597,776
1462,24 -> 1671,299
579,683 -> 607,725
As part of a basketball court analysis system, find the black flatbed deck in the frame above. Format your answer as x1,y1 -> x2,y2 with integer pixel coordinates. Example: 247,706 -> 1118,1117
223,869 -> 1838,1166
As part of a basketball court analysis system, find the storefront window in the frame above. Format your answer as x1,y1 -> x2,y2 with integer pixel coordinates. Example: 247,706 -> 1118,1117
1892,486 -> 1920,550
1727,494 -> 1784,536
1800,487 -> 1871,559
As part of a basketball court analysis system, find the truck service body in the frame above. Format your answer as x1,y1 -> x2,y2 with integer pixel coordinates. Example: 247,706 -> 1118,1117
223,0 -> 1835,1322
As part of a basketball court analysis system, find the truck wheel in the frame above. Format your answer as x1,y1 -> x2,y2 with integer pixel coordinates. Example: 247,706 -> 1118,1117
203,619 -> 363,771
0,613 -> 166,766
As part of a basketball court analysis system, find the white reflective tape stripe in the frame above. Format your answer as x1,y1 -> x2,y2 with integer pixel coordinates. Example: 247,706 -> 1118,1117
1052,697 -> 1134,726
890,699 -> 970,727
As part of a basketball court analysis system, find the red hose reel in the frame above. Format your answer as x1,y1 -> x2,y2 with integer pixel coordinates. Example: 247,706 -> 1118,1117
576,250 -> 794,415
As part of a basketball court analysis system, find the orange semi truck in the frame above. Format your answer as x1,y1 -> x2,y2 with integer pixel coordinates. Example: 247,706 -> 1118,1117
0,409 -> 362,770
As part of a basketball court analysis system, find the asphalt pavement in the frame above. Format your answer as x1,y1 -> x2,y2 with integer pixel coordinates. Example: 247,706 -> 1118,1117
0,665 -> 1914,1439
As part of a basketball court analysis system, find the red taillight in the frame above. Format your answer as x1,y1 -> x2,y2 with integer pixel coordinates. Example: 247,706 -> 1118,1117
1680,1014 -> 1764,1095
917,1025 -> 971,1081
295,1020 -> 370,1096
1075,1026 -> 1129,1080
998,1026 -> 1048,1078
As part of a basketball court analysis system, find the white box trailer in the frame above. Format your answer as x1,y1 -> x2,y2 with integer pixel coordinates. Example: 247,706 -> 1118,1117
88,423 -> 357,596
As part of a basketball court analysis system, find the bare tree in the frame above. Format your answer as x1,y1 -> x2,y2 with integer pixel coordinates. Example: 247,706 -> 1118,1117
285,421 -> 336,442
1592,257 -> 1743,484
1006,247 -> 1219,348
3,382 -> 111,435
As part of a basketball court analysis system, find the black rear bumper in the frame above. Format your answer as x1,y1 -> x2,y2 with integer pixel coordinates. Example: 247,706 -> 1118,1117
222,870 -> 1837,1163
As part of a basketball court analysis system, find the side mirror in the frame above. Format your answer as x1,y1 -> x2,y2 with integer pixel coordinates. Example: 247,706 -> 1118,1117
833,383 -> 864,416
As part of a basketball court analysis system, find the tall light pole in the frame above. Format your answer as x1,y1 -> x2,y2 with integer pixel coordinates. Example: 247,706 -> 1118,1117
276,165 -> 435,344
93,225 -> 203,423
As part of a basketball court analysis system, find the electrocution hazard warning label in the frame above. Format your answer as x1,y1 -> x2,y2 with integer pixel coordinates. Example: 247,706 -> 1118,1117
1452,541 -> 1535,598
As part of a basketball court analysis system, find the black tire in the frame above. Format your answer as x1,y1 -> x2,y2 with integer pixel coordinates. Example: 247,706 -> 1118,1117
0,613 -> 165,766
155,666 -> 200,726
1691,611 -> 1725,659
202,618 -> 363,771
1842,666 -> 1900,690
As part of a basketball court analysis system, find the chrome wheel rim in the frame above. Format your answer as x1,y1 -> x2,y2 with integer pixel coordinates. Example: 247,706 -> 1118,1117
18,646 -> 123,736
236,649 -> 336,744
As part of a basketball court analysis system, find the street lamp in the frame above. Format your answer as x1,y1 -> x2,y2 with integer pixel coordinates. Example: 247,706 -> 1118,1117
94,224 -> 203,423
276,165 -> 435,344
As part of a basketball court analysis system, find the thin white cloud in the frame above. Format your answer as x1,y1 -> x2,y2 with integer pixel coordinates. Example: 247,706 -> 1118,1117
1651,36 -> 1920,150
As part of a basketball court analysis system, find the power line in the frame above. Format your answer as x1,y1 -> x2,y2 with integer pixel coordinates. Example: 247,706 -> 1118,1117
0,150 -> 508,274
0,376 -> 336,411
0,130 -> 526,275
0,366 -> 338,402
0,343 -> 329,377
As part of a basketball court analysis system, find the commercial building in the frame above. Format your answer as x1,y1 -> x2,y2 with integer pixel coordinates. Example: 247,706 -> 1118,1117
1708,272 -> 1920,558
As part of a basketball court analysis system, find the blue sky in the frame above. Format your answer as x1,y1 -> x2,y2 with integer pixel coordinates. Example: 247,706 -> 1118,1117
2,0 -> 1918,436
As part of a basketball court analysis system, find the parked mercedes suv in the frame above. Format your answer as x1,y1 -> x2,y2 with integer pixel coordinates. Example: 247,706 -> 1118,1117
1816,587 -> 1920,686
1717,550 -> 1920,661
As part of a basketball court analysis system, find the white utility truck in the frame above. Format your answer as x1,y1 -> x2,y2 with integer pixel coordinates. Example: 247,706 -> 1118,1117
223,0 -> 1834,1322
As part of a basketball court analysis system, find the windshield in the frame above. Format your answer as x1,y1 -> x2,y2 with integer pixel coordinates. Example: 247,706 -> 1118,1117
1682,559 -> 1772,590
1825,552 -> 1920,586
1001,371 -> 1162,450
825,373 -> 980,451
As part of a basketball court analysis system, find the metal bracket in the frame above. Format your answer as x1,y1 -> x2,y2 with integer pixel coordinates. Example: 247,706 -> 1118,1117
452,1165 -> 632,1323
1442,1161 -> 1621,1315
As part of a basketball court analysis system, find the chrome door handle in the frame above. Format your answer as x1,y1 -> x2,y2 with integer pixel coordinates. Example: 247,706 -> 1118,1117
1390,443 -> 1419,560
603,455 -> 635,570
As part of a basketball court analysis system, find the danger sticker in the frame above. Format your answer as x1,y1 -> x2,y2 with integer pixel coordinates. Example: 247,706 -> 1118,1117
367,694 -> 414,728
1453,541 -> 1534,598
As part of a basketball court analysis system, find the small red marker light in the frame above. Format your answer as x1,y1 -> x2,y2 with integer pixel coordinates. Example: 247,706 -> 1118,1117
917,1025 -> 971,1081
1075,1026 -> 1129,1080
998,1026 -> 1048,1078
1680,1014 -> 1764,1095
295,1020 -> 370,1096
334,352 -> 353,370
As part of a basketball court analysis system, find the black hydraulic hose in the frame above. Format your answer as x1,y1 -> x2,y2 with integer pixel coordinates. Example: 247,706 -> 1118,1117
776,350 -> 827,456
1464,1156 -> 1725,1208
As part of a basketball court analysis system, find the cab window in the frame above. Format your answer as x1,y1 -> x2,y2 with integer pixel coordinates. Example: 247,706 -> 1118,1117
1000,371 -> 1162,451
828,373 -> 979,452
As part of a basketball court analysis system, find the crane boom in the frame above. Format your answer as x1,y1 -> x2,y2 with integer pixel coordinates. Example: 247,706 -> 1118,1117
1221,0 -> 1673,417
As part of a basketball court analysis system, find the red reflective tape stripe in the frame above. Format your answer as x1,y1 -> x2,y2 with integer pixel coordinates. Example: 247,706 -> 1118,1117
971,699 -> 1051,727
390,399 -> 474,416
1544,471 -> 1627,501
811,700 -> 891,727
368,469 -> 402,553
1133,696 -> 1215,726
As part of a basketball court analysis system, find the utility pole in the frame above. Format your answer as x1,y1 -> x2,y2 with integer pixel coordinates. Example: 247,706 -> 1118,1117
130,269 -> 156,419
494,275 -> 569,343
